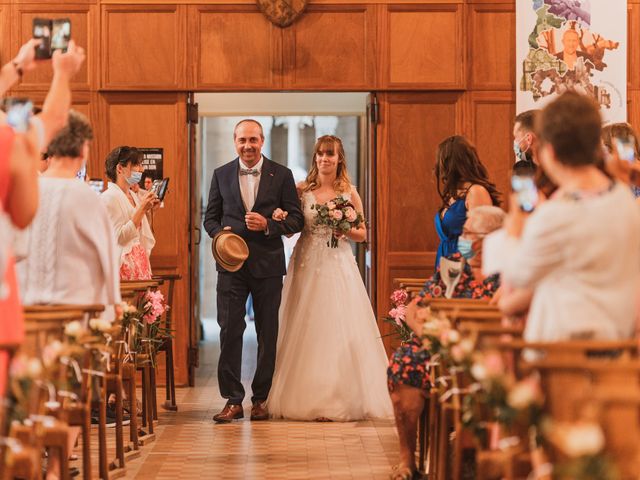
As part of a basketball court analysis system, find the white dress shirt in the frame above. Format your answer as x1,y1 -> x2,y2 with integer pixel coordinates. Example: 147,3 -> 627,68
239,156 -> 263,212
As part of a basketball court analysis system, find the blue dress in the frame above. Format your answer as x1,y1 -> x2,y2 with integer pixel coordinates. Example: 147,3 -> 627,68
434,198 -> 467,270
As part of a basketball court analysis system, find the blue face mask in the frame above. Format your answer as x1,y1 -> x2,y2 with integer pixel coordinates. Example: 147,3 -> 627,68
126,171 -> 143,186
514,138 -> 530,163
457,237 -> 475,260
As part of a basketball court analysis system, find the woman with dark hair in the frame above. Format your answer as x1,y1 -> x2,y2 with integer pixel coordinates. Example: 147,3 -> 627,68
101,146 -> 158,280
434,135 -> 500,269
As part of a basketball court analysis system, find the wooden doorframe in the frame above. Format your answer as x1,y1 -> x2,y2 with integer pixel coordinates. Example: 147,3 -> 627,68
189,93 -> 375,383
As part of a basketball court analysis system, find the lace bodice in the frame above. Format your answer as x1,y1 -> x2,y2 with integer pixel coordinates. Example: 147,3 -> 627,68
297,190 -> 354,253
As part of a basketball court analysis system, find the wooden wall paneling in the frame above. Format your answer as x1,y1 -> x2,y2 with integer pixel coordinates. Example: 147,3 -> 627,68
102,92 -> 190,385
188,4 -> 282,90
11,3 -> 95,92
376,92 -> 463,352
381,3 -> 465,89
282,4 -> 376,90
629,2 -> 640,90
101,4 -> 187,90
0,4 -> 11,70
468,3 -> 515,91
464,91 -> 515,207
630,90 -> 640,129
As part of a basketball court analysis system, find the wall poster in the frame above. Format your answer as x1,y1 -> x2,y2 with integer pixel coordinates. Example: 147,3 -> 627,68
517,0 -> 627,123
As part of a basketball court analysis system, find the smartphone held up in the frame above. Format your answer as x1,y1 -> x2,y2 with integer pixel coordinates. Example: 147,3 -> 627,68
614,136 -> 636,164
4,98 -> 33,133
512,174 -> 538,213
33,18 -> 71,60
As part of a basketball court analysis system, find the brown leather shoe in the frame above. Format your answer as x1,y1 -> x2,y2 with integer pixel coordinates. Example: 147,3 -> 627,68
250,401 -> 269,421
213,403 -> 244,423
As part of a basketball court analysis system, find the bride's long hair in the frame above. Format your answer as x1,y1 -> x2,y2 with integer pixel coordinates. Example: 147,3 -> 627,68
301,135 -> 352,194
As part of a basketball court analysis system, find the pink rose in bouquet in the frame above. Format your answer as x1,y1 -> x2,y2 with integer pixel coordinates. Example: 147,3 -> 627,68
311,195 -> 364,248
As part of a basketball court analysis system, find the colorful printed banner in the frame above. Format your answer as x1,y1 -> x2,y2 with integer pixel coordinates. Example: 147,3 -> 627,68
517,0 -> 627,123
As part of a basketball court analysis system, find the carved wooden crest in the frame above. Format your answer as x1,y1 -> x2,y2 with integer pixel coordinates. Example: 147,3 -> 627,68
256,0 -> 308,28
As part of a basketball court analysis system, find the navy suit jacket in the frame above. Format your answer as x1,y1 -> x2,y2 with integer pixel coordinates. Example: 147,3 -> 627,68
203,157 -> 304,278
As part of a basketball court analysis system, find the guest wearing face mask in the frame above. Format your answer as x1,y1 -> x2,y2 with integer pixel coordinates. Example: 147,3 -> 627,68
387,206 -> 505,480
101,146 -> 158,280
513,110 -> 540,168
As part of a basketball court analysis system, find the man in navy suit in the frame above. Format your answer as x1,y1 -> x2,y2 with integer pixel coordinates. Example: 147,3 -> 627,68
203,119 -> 304,423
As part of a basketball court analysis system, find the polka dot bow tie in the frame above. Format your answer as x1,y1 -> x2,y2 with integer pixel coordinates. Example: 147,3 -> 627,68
240,168 -> 260,177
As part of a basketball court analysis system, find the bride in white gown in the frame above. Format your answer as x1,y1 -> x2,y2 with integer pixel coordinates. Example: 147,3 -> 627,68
267,135 -> 393,421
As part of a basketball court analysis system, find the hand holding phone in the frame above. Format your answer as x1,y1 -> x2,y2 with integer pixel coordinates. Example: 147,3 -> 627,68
151,178 -> 170,202
5,98 -> 33,133
614,137 -> 636,164
33,18 -> 71,60
511,174 -> 538,213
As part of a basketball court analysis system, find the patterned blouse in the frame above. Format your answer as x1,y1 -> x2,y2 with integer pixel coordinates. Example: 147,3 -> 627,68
387,253 -> 500,391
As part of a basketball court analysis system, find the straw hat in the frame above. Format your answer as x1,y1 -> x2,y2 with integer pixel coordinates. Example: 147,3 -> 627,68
211,231 -> 249,272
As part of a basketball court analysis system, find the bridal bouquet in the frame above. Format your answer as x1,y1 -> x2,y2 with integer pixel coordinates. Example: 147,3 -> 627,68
311,196 -> 364,248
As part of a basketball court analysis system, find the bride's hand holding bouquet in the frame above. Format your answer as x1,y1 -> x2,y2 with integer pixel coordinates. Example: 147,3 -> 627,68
312,196 -> 364,248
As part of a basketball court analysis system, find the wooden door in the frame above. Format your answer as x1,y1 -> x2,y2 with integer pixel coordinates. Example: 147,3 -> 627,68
375,92 -> 463,353
100,92 -> 191,386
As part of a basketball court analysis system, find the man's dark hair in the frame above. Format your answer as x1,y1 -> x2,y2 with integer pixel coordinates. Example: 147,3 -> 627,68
513,160 -> 537,176
46,110 -> 94,159
538,92 -> 602,167
105,146 -> 143,182
514,110 -> 540,133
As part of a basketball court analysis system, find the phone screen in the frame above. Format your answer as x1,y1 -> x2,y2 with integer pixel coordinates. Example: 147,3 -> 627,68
33,19 -> 52,59
152,178 -> 170,201
88,179 -> 104,194
614,137 -> 636,163
51,19 -> 71,53
511,175 -> 538,213
6,99 -> 33,133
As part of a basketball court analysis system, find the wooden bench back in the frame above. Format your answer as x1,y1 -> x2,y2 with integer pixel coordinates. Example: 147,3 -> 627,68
526,358 -> 640,478
22,309 -> 85,356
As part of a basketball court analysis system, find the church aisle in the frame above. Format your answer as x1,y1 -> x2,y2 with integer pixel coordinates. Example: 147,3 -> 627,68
118,327 -> 399,479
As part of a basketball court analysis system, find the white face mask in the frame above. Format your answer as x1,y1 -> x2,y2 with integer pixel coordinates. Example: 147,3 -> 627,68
76,163 -> 86,181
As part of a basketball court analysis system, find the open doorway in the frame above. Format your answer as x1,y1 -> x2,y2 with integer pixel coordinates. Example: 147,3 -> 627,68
195,92 -> 369,337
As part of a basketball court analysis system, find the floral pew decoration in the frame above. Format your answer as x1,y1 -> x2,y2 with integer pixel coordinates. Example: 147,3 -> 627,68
119,292 -> 170,366
384,288 -> 413,344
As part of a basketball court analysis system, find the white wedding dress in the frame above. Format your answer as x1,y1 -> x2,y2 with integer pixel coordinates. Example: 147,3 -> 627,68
267,191 -> 393,421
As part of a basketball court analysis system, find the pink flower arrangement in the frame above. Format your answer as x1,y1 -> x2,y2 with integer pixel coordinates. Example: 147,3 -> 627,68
143,290 -> 167,324
390,289 -> 408,305
389,304 -> 407,326
384,288 -> 412,343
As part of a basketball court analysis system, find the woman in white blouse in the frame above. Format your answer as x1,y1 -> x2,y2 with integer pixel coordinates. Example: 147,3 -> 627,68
504,92 -> 640,343
101,146 -> 158,280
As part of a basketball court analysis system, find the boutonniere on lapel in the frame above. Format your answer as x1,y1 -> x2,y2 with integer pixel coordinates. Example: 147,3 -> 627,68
269,173 -> 274,177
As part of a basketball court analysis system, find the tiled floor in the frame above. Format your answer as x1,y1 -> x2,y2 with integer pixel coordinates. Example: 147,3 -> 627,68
90,323 -> 399,479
